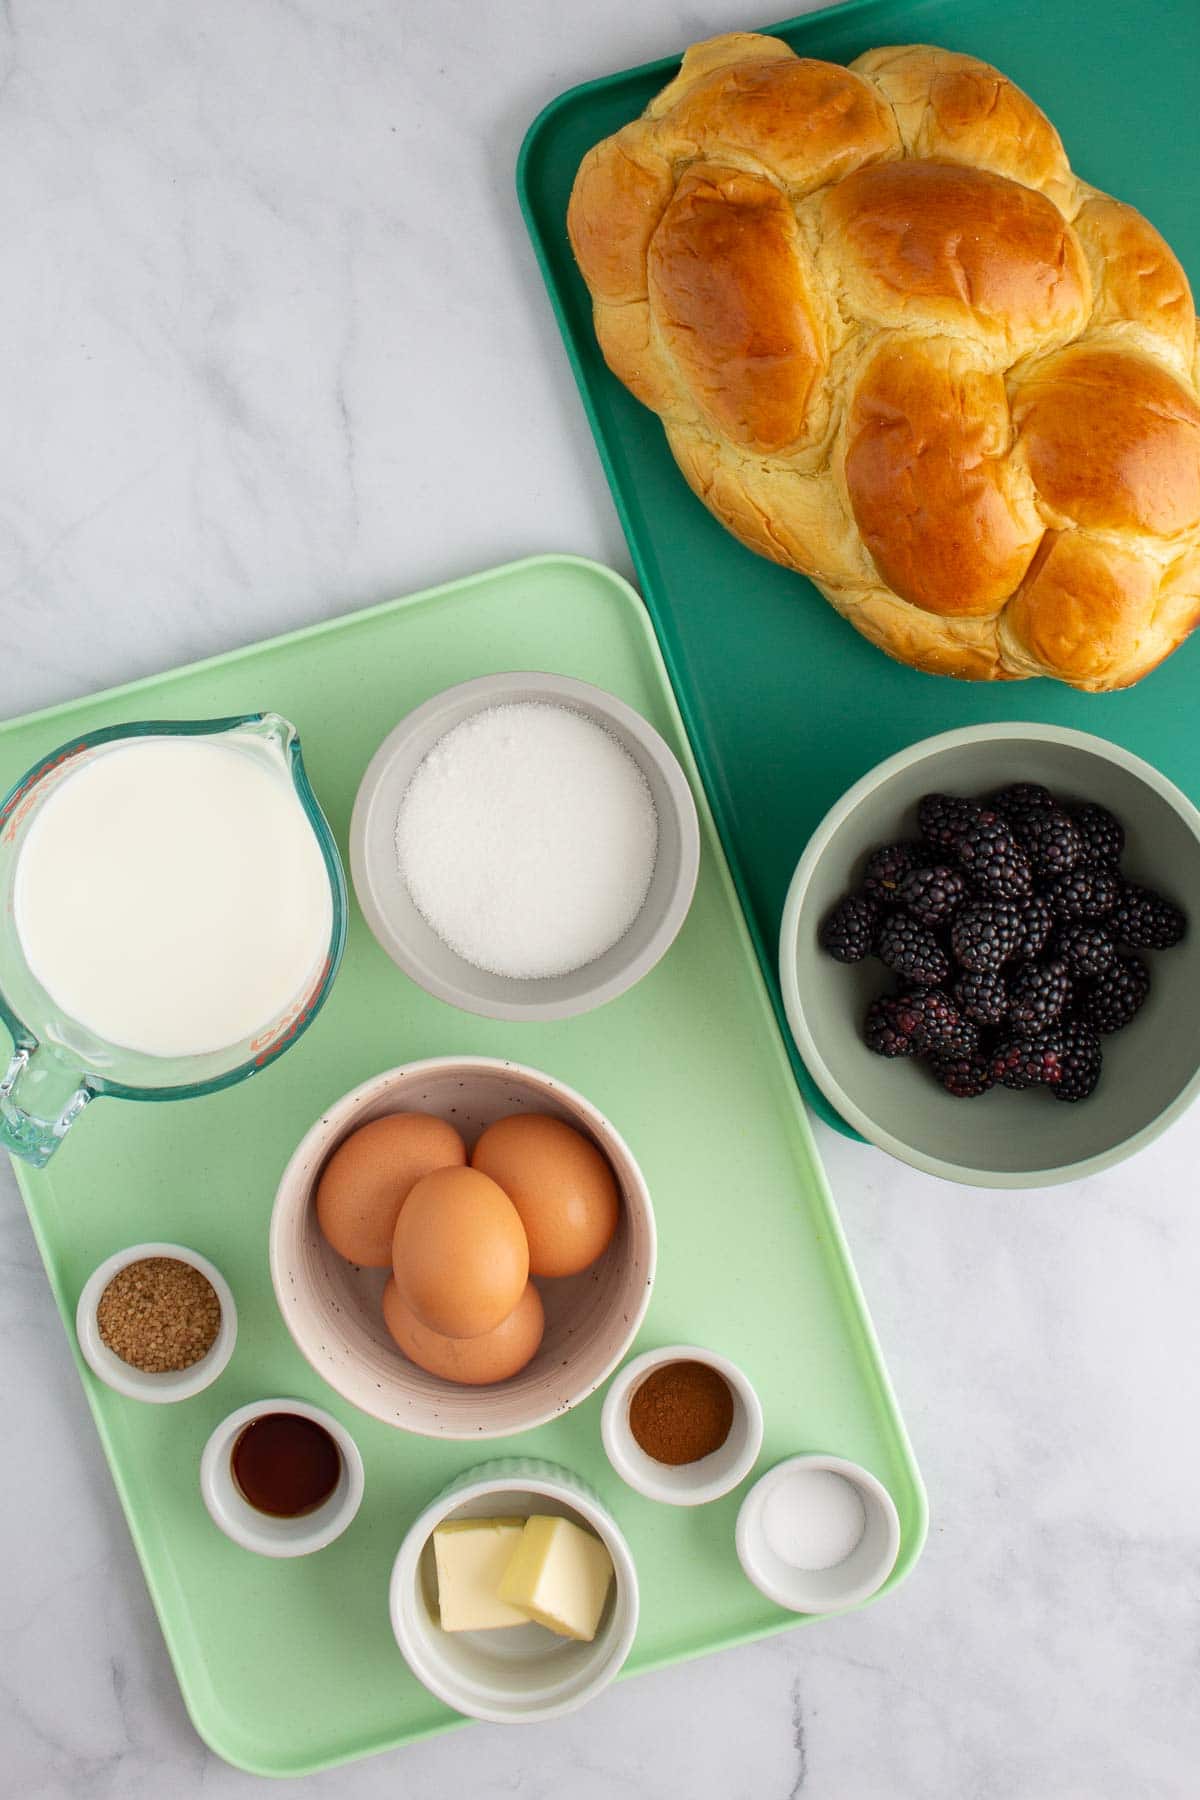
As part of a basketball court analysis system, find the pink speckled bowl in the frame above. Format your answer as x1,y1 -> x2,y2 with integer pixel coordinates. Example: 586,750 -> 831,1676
269,1057 -> 656,1439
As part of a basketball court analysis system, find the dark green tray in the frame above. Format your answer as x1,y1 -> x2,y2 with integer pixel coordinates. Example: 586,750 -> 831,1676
517,0 -> 1200,1137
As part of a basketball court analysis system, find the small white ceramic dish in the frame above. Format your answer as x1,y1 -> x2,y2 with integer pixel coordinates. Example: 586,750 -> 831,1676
199,1397 -> 365,1558
75,1240 -> 237,1403
349,671 -> 700,1021
390,1457 -> 638,1724
600,1343 -> 763,1506
736,1453 -> 901,1614
270,1056 -> 657,1439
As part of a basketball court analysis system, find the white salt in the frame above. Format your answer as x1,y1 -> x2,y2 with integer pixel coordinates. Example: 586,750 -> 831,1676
761,1469 -> 866,1571
395,701 -> 659,980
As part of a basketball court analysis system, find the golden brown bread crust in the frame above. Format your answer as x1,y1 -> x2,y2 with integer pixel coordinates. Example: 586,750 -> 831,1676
1013,346 -> 1200,536
648,165 -> 821,453
656,50 -> 900,191
567,33 -> 1200,690
1001,532 -> 1157,686
845,337 -> 1042,615
822,160 -> 1090,355
1072,196 -> 1195,370
851,45 -> 1074,210
567,135 -> 671,305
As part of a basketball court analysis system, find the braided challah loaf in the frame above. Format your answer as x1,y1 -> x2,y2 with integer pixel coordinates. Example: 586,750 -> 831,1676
567,34 -> 1200,688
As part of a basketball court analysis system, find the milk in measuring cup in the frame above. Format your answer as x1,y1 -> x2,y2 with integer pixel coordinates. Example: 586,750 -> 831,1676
13,736 -> 333,1058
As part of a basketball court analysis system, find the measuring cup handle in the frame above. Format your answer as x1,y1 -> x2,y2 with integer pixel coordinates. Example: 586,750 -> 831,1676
0,1046 -> 91,1168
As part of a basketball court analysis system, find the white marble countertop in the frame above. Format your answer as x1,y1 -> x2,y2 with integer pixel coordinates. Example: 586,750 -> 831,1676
2,3 -> 1198,1795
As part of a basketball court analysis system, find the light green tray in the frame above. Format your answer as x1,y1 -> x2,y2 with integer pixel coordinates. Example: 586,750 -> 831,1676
3,556 -> 925,1776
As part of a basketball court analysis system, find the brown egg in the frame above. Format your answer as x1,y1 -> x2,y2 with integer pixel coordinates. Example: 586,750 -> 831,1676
381,1277 -> 545,1384
315,1112 -> 466,1267
392,1165 -> 529,1338
471,1113 -> 619,1277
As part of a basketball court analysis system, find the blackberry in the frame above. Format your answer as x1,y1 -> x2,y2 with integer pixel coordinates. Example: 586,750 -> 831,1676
954,967 -> 1008,1026
988,783 -> 1055,828
863,995 -> 917,1058
820,892 -> 881,963
990,1033 -> 1066,1090
862,841 -> 925,905
1016,806 -> 1085,877
1081,955 -> 1151,1033
1052,922 -> 1116,979
956,812 -> 1032,898
1007,958 -> 1072,1031
877,912 -> 950,986
917,792 -> 981,852
1054,1020 -> 1103,1103
932,1051 -> 995,1098
1040,866 -> 1097,920
826,782 -> 1166,1111
938,1017 -> 981,1062
990,781 -> 1055,812
1012,894 -> 1054,961
1087,867 -> 1121,918
1109,883 -> 1186,951
951,899 -> 1022,972
1072,803 -> 1124,866
896,863 -> 966,926
890,987 -> 962,1054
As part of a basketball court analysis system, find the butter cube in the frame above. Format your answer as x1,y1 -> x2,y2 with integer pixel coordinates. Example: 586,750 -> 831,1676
432,1518 -> 531,1632
498,1514 -> 615,1642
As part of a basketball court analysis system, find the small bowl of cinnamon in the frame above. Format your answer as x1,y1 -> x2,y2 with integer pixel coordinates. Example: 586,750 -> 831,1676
600,1344 -> 763,1506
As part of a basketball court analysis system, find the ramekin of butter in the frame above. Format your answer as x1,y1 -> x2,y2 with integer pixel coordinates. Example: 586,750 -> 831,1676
349,672 -> 700,1021
390,1457 -> 638,1724
736,1453 -> 901,1614
270,1056 -> 656,1438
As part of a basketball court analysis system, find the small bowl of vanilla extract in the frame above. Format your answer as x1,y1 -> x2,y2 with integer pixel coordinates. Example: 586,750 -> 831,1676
200,1397 -> 364,1557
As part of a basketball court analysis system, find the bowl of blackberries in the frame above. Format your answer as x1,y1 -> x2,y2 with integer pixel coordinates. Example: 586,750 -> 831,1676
779,725 -> 1200,1187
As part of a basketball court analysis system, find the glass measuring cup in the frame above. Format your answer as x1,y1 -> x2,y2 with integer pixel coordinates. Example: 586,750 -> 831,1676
0,713 -> 347,1168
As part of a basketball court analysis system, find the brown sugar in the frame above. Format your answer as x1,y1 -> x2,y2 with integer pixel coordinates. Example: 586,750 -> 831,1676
628,1359 -> 734,1465
96,1256 -> 221,1373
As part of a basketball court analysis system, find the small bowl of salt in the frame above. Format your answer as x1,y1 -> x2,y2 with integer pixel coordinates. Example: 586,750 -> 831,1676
349,672 -> 700,1020
735,1453 -> 902,1614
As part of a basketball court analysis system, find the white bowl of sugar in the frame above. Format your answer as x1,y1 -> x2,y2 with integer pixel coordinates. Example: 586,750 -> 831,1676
349,672 -> 700,1021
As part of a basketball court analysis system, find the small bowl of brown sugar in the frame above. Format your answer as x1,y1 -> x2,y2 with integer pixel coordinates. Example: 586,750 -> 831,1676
76,1241 -> 237,1403
601,1344 -> 763,1506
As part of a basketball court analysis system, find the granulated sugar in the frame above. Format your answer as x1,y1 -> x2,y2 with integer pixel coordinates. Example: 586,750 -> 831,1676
395,702 -> 658,979
761,1469 -> 866,1571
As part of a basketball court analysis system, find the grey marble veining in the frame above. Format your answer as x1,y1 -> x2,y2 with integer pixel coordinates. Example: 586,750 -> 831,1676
1,3 -> 1198,1796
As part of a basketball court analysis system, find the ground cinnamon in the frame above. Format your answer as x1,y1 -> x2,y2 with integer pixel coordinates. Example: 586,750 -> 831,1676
628,1359 -> 734,1465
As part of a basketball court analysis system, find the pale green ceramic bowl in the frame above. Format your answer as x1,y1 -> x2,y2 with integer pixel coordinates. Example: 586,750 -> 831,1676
780,725 -> 1200,1189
